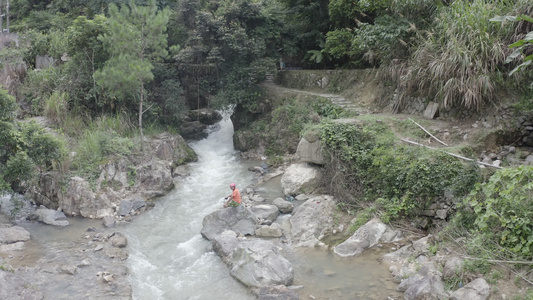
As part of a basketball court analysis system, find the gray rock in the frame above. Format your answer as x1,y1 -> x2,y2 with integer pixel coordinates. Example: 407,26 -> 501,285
28,207 -> 69,226
251,205 -> 280,222
296,136 -> 328,165
333,218 -> 387,257
212,230 -> 240,258
404,275 -> 446,300
256,223 -> 283,238
131,198 -> 147,211
272,198 -> 294,214
118,200 -> 133,216
229,239 -> 293,288
201,205 -> 258,241
0,226 -> 31,244
103,216 -> 115,228
281,163 -> 322,196
443,257 -> 463,280
259,285 -> 299,300
110,233 -> 128,248
424,102 -> 439,119
450,278 -> 490,300
290,195 -> 337,247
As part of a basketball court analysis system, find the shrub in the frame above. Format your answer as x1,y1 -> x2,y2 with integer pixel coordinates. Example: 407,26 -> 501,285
320,119 -> 479,219
459,166 -> 533,259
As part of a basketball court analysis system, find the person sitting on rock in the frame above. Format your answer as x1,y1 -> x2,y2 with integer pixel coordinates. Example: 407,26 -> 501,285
224,183 -> 241,208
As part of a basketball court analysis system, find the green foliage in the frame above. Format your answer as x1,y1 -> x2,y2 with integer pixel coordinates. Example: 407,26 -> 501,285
349,206 -> 375,232
458,166 -> 533,259
64,14 -> 110,113
0,89 -> 18,122
319,120 -> 479,219
43,91 -> 69,126
19,121 -> 68,170
3,152 -> 36,193
406,0 -> 515,109
490,14 -> 533,82
95,0 -> 170,142
21,68 -> 62,114
72,128 -> 135,180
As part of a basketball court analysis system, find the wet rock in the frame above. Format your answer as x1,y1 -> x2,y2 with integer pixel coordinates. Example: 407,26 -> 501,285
201,205 -> 257,241
110,233 -> 128,248
0,241 -> 25,252
0,226 -> 30,244
212,230 -> 240,258
259,285 -> 299,300
229,239 -> 294,288
118,200 -> 133,216
103,216 -> 115,228
28,206 -> 69,226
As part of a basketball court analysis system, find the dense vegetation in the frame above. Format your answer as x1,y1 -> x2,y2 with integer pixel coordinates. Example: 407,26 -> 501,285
0,0 -> 533,292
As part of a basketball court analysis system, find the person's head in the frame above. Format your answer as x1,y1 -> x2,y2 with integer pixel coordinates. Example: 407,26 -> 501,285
230,183 -> 236,190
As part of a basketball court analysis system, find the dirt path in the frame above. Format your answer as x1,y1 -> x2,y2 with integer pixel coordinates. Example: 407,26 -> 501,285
260,79 -> 494,155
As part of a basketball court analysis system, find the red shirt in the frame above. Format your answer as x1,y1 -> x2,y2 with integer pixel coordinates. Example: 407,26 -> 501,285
231,188 -> 241,204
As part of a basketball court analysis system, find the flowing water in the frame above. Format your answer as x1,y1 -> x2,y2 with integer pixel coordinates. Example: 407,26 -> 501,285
123,115 -> 403,300
1,114 -> 402,299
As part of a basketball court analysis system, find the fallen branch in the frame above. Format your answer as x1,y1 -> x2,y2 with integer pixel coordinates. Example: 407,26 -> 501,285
401,139 -> 502,169
408,118 -> 448,146
461,256 -> 533,266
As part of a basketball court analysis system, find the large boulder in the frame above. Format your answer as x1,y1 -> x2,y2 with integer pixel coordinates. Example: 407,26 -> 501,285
289,195 -> 337,247
27,207 -> 69,226
404,275 -> 446,300
61,176 -> 110,218
0,226 -> 30,244
212,230 -> 241,258
333,218 -> 387,257
229,239 -> 294,289
280,163 -> 322,196
251,204 -> 280,222
201,205 -> 258,241
296,131 -> 328,165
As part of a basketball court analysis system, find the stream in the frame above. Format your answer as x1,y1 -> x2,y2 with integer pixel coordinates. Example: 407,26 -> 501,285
0,114 -> 402,300
122,115 -> 402,300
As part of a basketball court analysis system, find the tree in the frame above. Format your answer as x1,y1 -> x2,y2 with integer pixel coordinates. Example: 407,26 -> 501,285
94,0 -> 170,150
65,15 -> 110,113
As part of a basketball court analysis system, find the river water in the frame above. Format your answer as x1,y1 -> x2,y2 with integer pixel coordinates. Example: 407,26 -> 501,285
122,114 -> 402,300
0,114 -> 402,299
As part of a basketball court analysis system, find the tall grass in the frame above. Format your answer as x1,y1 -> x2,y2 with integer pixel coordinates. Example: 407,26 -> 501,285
387,0 -> 522,110
43,91 -> 69,126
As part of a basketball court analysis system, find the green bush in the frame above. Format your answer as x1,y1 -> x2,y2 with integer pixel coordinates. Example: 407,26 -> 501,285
3,152 -> 36,193
458,166 -> 533,259
320,120 -> 479,220
72,129 -> 134,180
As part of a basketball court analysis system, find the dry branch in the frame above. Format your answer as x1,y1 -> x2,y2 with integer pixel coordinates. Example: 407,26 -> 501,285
400,139 -> 502,169
408,118 -> 448,146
